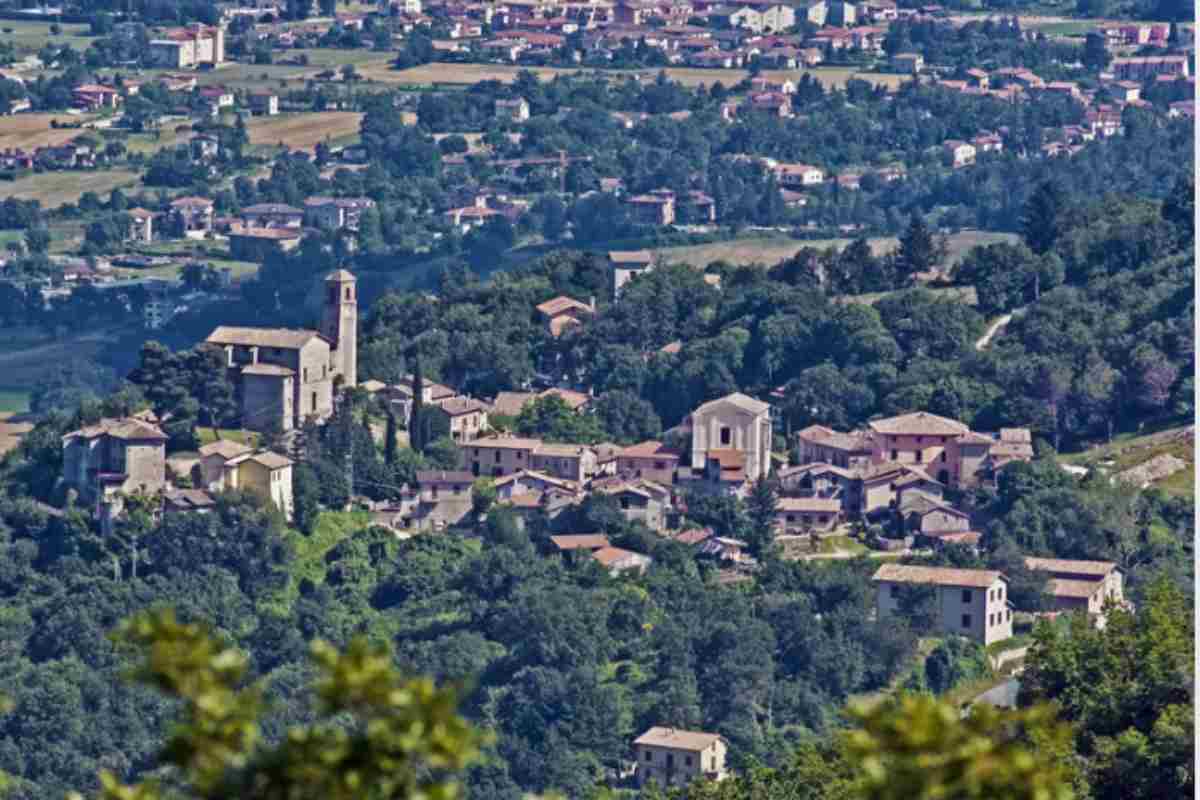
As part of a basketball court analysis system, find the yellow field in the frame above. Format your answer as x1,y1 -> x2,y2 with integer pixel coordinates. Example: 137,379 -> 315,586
246,111 -> 364,151
376,61 -> 906,90
0,113 -> 100,149
1,168 -> 140,208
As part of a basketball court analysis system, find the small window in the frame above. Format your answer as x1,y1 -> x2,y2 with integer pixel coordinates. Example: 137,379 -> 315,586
311,391 -> 317,411
303,367 -> 308,382
720,426 -> 731,446
666,753 -> 674,768
962,589 -> 972,603
889,585 -> 899,598
685,755 -> 692,767
645,751 -> 653,762
891,449 -> 898,460
915,451 -> 922,463
961,614 -> 971,628
1006,609 -> 1011,621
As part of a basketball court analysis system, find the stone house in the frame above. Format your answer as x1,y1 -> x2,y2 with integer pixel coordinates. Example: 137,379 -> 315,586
411,470 -> 475,529
1025,557 -> 1124,626
530,442 -> 598,484
688,392 -> 772,482
432,397 -> 490,442
304,197 -> 376,231
61,417 -> 168,506
615,440 -> 681,485
591,545 -> 652,575
241,203 -> 304,228
536,295 -> 594,338
550,534 -> 610,553
465,435 -> 542,478
592,476 -> 669,530
170,196 -> 214,238
189,134 -> 220,161
205,270 -> 356,432
872,564 -> 1012,646
773,162 -> 825,188
775,496 -> 840,532
634,728 -> 728,788
795,425 -> 872,470
901,490 -> 969,534
493,469 -> 579,500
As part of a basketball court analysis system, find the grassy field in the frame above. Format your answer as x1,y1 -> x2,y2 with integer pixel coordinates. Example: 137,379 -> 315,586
655,230 -> 1017,270
1061,423 -> 1194,496
246,111 -> 364,152
1,168 -> 140,208
378,62 -> 907,90
0,19 -> 98,51
0,327 -> 112,387
0,113 -> 100,149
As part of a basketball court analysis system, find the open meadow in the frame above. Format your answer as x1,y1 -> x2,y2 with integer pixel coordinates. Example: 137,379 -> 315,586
0,19 -> 98,51
0,113 -> 100,149
0,168 -> 140,208
655,230 -> 1017,269
246,111 -> 364,152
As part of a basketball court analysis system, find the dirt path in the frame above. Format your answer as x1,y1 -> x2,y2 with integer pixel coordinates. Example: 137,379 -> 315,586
975,314 -> 1011,350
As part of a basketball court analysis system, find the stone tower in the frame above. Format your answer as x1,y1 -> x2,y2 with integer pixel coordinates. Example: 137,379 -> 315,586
322,269 -> 357,388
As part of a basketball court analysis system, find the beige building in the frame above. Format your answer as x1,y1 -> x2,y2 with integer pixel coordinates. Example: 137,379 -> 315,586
530,442 -> 598,484
466,435 -> 542,477
775,496 -> 841,532
689,392 -> 772,482
592,476 -> 669,531
205,270 -> 357,432
536,295 -> 594,338
434,397 -> 490,442
217,450 -> 294,520
1025,557 -> 1123,625
592,545 -> 652,575
127,207 -> 155,243
61,417 -> 168,506
170,196 -> 214,238
608,250 -> 655,298
795,425 -> 872,470
147,24 -> 226,69
615,440 -> 681,485
634,728 -> 728,788
872,564 -> 1012,646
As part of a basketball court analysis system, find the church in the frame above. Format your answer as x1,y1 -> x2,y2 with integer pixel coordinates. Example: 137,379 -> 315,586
205,270 -> 357,432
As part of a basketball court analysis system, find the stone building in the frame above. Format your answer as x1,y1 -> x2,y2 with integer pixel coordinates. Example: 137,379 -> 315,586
204,270 -> 357,432
61,417 -> 168,506
633,728 -> 728,788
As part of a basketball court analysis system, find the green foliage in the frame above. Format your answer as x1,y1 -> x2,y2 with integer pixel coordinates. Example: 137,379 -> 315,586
922,637 -> 992,696
515,395 -> 606,444
844,694 -> 1075,800
78,609 -> 483,800
1020,577 -> 1193,799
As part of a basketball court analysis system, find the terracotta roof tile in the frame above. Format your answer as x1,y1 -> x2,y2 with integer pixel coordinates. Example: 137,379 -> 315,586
872,564 -> 1004,589
634,727 -> 723,751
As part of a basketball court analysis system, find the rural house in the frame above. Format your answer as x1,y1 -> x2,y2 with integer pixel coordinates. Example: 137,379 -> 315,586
1025,557 -> 1124,626
61,417 -> 168,506
872,564 -> 1012,645
633,728 -> 728,787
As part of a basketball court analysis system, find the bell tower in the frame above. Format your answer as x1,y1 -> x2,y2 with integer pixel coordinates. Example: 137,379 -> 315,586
322,269 -> 357,388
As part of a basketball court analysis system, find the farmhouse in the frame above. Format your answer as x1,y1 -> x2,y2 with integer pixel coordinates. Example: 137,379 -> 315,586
1025,557 -> 1124,625
872,564 -> 1012,645
61,417 -> 168,506
633,728 -> 728,787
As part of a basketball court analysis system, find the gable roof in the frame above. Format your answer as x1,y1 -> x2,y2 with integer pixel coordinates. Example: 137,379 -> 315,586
591,545 -> 649,567
550,534 -> 611,551
1024,557 -> 1118,578
634,727 -> 723,751
206,326 -> 323,350
539,387 -> 591,410
65,417 -> 168,442
872,563 -> 1004,589
694,391 -> 770,417
617,440 -> 682,459
796,424 -> 872,451
776,496 -> 841,513
416,470 -> 474,484
491,391 -> 537,417
867,412 -> 969,436
437,397 -> 489,417
1047,578 -> 1107,599
199,439 -> 253,460
536,295 -> 592,317
608,249 -> 654,265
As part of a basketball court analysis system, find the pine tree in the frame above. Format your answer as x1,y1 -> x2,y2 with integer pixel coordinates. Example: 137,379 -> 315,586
1021,181 -> 1066,255
384,410 -> 397,466
744,476 -> 779,560
409,354 -> 425,453
897,212 -> 942,280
